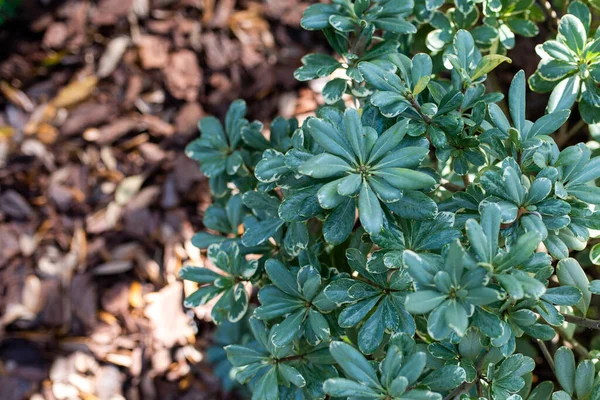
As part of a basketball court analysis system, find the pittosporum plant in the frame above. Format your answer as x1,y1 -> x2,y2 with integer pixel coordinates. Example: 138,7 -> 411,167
182,1 -> 600,399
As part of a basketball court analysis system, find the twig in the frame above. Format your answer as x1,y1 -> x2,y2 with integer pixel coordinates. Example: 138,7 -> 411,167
561,313 -> 600,330
409,98 -> 432,124
536,339 -> 555,373
443,351 -> 488,400
542,0 -> 560,32
440,179 -> 464,192
443,381 -> 474,400
461,174 -> 470,188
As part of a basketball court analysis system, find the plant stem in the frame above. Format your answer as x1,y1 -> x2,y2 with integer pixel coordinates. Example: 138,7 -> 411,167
444,351 -> 488,400
410,98 -> 432,124
542,0 -> 559,33
461,174 -> 470,188
440,179 -> 464,192
443,381 -> 474,400
536,339 -> 555,373
561,313 -> 600,330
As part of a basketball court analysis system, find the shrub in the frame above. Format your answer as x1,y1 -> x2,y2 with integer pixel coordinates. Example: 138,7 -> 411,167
183,1 -> 600,399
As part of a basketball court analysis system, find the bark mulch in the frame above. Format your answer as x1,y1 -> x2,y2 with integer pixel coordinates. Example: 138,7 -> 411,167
0,0 -> 325,398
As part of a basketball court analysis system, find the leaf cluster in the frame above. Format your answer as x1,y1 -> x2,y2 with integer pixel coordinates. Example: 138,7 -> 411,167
180,1 -> 600,399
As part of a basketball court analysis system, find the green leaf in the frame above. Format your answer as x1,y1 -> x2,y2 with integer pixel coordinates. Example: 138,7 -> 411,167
405,290 -> 446,314
328,341 -> 382,390
270,308 -> 306,347
537,59 -> 578,81
278,364 -> 306,387
323,78 -> 348,104
575,360 -> 594,398
554,347 -> 575,396
358,303 -> 385,354
358,62 -> 404,92
323,378 -> 381,398
509,70 -> 526,133
265,259 -> 301,297
547,75 -> 580,112
242,218 -> 284,247
445,300 -> 468,336
280,186 -> 322,221
373,17 -> 417,34
283,222 -> 309,256
358,182 -> 384,234
306,117 -> 355,163
225,345 -> 267,367
300,4 -> 338,30
541,286 -> 582,306
489,103 -> 511,134
294,54 -> 341,81
179,266 -> 219,283
368,119 -> 409,163
345,108 -> 367,164
329,15 -> 356,32
252,367 -> 279,400
556,258 -> 591,314
558,14 -> 587,53
589,243 -> 600,265
589,280 -> 600,294
323,198 -> 355,245
568,1 -> 591,33
471,55 -> 511,81
354,0 -> 370,15
506,18 -> 539,37
527,109 -> 570,138
528,382 -> 554,400
373,168 -> 436,191
387,191 -> 437,219
421,365 -> 466,391
299,153 -> 351,178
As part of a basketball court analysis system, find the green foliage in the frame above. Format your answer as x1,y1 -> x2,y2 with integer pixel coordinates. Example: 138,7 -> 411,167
0,0 -> 20,24
180,1 -> 600,399
529,1 -> 600,123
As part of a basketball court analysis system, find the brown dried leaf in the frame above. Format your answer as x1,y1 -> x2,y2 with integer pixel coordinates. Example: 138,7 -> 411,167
115,175 -> 146,206
0,81 -> 34,112
51,76 -> 98,109
144,282 -> 194,348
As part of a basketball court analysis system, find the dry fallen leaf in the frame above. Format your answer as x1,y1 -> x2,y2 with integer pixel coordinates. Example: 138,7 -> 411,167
51,76 -> 98,109
0,81 -> 35,112
144,282 -> 194,348
97,36 -> 130,78
115,175 -> 145,206
93,260 -> 134,275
